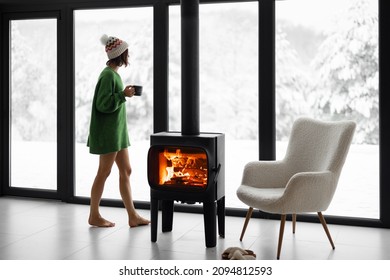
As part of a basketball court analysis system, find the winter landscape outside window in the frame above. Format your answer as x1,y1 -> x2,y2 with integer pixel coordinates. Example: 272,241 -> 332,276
10,19 -> 57,190
74,7 -> 153,200
10,1 -> 377,219
276,0 -> 379,218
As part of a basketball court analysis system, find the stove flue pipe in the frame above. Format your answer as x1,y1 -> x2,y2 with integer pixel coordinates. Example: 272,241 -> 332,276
181,0 -> 200,135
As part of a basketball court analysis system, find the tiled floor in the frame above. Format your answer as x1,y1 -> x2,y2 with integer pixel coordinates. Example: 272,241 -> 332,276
0,196 -> 389,260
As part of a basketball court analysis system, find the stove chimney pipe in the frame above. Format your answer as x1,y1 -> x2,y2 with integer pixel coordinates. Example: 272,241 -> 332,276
181,0 -> 200,135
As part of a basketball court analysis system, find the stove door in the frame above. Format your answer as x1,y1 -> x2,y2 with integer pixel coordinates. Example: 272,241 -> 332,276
148,145 -> 209,191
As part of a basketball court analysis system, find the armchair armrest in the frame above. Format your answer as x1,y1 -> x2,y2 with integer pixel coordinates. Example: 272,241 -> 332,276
241,160 -> 291,189
280,171 -> 336,213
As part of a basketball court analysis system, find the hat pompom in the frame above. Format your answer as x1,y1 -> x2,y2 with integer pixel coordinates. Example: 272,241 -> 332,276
100,34 -> 109,45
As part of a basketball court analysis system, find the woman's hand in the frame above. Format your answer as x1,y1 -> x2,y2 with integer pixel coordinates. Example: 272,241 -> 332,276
123,85 -> 135,97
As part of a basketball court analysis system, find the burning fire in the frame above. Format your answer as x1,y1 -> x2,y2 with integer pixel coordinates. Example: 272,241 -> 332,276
158,148 -> 208,187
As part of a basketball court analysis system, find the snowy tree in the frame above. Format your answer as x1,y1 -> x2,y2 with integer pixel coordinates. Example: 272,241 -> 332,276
199,7 -> 258,140
276,25 -> 311,141
312,0 -> 378,144
169,6 -> 259,140
11,20 -> 57,142
122,21 -> 154,141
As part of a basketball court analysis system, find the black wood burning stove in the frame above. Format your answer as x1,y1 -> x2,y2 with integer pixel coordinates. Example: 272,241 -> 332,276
147,0 -> 225,248
148,133 -> 225,248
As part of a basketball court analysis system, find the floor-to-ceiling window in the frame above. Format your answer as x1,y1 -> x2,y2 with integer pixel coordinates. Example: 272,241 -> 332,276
1,0 -> 388,228
169,2 -> 259,208
74,7 -> 153,200
9,18 -> 57,191
276,0 -> 379,218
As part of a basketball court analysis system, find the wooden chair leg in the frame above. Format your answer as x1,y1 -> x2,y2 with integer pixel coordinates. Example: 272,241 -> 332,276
277,214 -> 287,260
317,212 -> 335,249
240,207 -> 254,241
292,214 -> 296,234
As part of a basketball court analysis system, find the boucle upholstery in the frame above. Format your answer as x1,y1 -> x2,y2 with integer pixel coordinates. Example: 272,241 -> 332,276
237,117 -> 356,215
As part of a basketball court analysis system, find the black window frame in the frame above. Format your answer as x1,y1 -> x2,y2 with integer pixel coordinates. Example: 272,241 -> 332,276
1,9 -> 67,200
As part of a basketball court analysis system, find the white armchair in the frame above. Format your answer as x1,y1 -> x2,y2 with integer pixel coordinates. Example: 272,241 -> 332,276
237,117 -> 356,259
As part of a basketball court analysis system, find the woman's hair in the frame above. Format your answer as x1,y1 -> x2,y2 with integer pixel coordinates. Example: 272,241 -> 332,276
106,49 -> 129,67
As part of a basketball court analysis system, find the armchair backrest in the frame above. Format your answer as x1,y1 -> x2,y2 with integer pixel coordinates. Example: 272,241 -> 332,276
284,117 -> 356,178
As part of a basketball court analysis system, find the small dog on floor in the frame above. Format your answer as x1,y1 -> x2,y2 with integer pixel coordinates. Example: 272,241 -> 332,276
221,247 -> 256,260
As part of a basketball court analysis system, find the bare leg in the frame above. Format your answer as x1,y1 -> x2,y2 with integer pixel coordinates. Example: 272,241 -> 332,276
88,152 -> 117,227
115,149 -> 150,227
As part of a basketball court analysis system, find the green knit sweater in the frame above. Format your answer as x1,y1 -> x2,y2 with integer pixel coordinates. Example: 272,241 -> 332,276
87,67 -> 130,154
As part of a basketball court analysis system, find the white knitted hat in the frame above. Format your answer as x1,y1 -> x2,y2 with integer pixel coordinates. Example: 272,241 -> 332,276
100,34 -> 129,59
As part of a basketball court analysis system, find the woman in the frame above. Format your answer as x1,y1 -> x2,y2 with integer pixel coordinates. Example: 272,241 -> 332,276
87,34 -> 150,228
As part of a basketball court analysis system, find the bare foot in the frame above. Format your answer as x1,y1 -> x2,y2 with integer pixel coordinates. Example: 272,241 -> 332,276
129,214 -> 150,227
88,215 -> 115,227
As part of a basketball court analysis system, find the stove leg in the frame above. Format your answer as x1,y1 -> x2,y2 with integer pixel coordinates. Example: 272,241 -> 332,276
217,196 -> 225,238
203,201 -> 217,248
162,200 -> 174,232
151,198 -> 159,242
